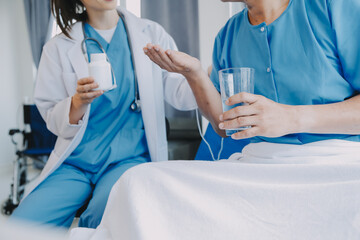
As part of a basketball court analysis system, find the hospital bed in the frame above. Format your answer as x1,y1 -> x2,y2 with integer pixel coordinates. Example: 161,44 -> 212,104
1,104 -> 57,216
69,138 -> 360,240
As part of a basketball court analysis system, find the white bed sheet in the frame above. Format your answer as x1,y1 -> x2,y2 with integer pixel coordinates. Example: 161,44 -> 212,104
69,140 -> 360,240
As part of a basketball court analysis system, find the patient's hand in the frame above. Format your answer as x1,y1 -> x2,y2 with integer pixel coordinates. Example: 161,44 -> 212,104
143,43 -> 202,79
218,92 -> 298,140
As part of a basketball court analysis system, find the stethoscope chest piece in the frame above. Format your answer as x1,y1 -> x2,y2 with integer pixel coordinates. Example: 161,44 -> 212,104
130,100 -> 141,113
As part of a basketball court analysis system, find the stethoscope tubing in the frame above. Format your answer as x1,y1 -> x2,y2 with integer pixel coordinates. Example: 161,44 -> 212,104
81,13 -> 141,112
81,37 -> 118,90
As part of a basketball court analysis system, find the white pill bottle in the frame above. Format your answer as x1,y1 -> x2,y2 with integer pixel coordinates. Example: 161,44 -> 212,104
88,53 -> 116,91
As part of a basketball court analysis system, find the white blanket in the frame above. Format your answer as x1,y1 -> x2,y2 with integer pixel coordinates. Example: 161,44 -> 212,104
69,140 -> 360,240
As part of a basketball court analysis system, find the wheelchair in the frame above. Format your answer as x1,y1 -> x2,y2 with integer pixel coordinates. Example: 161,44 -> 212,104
1,104 -> 57,216
0,105 -> 168,218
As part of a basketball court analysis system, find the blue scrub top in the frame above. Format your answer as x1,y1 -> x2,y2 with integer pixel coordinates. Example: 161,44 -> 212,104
65,18 -> 150,173
211,0 -> 360,144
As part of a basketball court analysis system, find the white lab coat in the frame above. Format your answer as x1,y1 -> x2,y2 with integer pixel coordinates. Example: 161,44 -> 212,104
27,8 -> 197,198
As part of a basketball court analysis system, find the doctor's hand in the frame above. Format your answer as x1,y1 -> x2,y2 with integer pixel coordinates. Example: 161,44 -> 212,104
69,77 -> 103,124
72,77 -> 104,107
219,92 -> 298,140
143,43 -> 203,79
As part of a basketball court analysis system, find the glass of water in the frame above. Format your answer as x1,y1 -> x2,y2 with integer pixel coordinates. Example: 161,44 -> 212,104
219,68 -> 255,136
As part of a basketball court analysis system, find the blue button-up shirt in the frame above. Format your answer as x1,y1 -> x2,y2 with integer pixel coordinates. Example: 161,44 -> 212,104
211,0 -> 360,144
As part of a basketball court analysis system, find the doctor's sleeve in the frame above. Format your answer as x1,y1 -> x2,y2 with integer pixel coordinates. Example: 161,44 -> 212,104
154,23 -> 197,111
328,0 -> 360,91
34,42 -> 84,139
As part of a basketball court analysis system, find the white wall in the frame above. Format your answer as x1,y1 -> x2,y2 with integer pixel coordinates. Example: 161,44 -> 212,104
0,0 -> 33,167
198,0 -> 245,82
198,0 -> 230,70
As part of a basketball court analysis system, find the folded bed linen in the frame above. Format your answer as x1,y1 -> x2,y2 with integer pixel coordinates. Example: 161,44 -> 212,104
69,140 -> 360,240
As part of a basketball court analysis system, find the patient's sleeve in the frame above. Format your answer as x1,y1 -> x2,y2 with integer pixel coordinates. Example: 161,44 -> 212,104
328,0 -> 360,91
210,22 -> 233,93
210,35 -> 223,93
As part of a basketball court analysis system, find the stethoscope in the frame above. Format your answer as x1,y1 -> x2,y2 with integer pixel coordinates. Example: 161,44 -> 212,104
81,13 -> 141,113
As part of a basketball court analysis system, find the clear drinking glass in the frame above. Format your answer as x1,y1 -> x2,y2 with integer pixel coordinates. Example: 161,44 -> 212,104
219,68 -> 255,136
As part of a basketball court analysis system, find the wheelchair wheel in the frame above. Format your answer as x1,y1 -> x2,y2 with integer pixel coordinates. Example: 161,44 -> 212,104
1,198 -> 18,216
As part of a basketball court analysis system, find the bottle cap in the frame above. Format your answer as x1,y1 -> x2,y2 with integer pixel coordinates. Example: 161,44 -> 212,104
90,53 -> 107,62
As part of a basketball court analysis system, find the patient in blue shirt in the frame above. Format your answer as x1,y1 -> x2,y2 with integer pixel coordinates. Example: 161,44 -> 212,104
144,0 -> 360,146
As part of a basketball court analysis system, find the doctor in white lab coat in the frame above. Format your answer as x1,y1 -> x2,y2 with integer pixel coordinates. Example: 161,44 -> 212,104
10,0 -> 196,229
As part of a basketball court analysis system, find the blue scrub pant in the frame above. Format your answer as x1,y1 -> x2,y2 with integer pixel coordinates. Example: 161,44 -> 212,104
10,158 -> 146,228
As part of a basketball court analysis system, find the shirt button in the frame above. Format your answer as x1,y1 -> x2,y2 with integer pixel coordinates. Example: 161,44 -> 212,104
260,27 -> 265,32
267,67 -> 271,73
